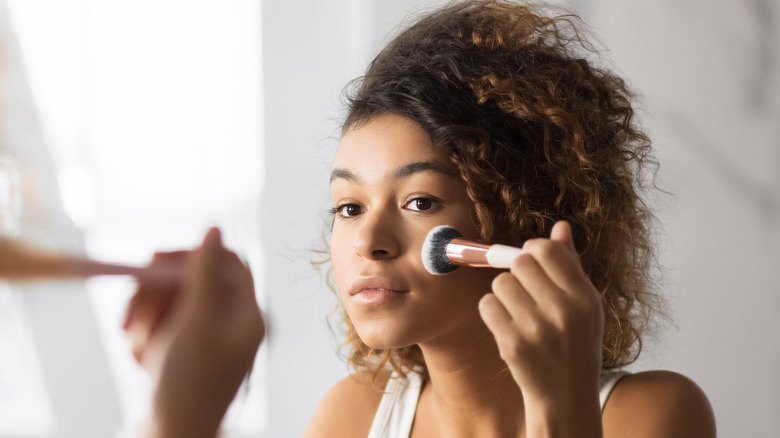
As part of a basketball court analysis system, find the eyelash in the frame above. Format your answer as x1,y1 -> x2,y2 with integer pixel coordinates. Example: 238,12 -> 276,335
329,204 -> 362,218
329,196 -> 440,219
404,197 -> 437,212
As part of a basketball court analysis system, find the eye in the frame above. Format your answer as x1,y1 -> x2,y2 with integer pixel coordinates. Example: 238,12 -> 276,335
404,197 -> 438,212
331,203 -> 363,218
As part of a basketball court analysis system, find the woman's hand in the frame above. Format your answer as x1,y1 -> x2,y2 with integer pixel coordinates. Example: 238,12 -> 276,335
478,221 -> 604,437
123,228 -> 265,438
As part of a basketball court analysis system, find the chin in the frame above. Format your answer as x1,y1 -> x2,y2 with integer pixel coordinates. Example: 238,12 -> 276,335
354,323 -> 417,351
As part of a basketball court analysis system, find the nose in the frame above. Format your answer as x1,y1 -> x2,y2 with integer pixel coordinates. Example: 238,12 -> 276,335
353,207 -> 400,260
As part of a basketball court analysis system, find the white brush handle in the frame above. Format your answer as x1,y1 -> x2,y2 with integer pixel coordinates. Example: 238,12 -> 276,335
485,244 -> 524,269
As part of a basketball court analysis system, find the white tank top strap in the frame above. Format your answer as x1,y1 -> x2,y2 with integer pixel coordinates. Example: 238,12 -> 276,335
368,369 -> 630,437
367,371 -> 423,438
598,370 -> 630,411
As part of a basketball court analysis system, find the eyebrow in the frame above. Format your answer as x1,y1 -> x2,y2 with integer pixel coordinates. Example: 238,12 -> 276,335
330,160 -> 457,184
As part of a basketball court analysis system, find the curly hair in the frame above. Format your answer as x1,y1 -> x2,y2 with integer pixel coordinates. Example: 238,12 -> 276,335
334,0 -> 661,380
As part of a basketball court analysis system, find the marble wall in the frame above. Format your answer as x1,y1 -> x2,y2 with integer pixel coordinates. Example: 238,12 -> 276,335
588,1 -> 780,436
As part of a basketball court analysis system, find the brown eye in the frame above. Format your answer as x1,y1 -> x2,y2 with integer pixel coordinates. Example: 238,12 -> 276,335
406,197 -> 436,212
335,204 -> 362,218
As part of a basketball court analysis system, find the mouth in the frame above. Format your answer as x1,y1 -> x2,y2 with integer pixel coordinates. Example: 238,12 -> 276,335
349,277 -> 409,305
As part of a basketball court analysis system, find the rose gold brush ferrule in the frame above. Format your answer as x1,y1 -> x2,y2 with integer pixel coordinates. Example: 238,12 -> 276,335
445,238 -> 492,267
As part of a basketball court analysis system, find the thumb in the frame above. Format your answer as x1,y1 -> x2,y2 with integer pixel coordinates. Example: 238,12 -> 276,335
549,221 -> 576,252
200,226 -> 223,252
183,227 -> 226,305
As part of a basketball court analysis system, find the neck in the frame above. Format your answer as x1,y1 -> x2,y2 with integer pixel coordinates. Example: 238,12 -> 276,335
415,316 -> 526,437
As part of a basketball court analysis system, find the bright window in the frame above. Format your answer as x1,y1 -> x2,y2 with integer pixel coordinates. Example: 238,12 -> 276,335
4,0 -> 265,435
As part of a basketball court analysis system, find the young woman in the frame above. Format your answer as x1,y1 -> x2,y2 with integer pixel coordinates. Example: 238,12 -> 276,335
304,1 -> 715,437
126,1 -> 715,437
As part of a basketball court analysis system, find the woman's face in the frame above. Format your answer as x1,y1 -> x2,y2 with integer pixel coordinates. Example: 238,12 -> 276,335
330,114 -> 497,349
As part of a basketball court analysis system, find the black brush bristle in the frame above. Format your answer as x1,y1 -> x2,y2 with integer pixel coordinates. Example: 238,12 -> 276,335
422,225 -> 461,275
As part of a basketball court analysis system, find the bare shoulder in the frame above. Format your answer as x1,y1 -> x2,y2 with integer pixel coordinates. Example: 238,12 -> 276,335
603,370 -> 716,438
303,371 -> 390,438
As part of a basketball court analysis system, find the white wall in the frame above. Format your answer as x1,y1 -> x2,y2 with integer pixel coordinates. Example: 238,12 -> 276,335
260,2 -> 372,435
589,1 -> 780,436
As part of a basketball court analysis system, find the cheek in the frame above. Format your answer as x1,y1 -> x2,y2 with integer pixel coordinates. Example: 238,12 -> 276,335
414,262 -> 498,311
439,269 -> 496,299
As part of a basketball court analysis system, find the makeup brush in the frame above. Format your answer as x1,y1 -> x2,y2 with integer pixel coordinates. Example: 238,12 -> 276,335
0,236 -> 179,283
421,225 -> 524,275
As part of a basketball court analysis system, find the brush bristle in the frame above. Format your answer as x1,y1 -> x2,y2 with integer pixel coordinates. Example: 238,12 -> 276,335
422,225 -> 462,275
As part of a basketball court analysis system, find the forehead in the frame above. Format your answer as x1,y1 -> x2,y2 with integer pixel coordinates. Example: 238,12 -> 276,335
333,114 -> 451,171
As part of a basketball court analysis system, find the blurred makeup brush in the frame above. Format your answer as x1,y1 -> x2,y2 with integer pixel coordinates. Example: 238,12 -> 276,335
421,225 -> 524,275
0,236 -> 178,283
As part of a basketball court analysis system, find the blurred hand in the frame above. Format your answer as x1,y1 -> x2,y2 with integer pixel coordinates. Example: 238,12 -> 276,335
123,228 -> 265,438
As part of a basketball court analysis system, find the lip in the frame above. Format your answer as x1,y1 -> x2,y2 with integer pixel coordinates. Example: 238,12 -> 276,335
348,277 -> 410,305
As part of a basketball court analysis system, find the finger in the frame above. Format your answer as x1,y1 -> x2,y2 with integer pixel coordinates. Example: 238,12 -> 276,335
150,250 -> 190,263
123,286 -> 176,331
491,270 -> 537,321
126,320 -> 149,364
549,220 -> 575,252
478,293 -> 515,338
123,249 -> 187,329
124,253 -> 181,332
144,250 -> 189,283
182,227 -> 234,311
195,229 -> 256,300
509,251 -> 567,309
521,237 -> 589,298
124,292 -> 173,364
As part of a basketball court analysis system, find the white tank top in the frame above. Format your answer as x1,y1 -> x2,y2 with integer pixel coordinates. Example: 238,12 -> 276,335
367,370 -> 629,438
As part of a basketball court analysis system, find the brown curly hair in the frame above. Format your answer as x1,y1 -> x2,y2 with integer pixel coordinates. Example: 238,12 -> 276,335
334,0 -> 661,379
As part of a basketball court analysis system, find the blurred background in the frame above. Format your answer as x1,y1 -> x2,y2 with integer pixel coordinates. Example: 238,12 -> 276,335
0,0 -> 777,437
